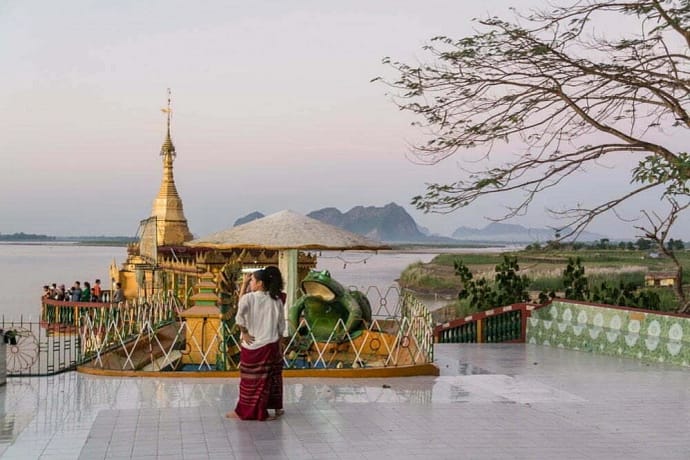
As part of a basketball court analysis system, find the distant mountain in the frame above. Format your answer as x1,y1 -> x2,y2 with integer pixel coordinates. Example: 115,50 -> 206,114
234,204 -> 449,243
308,203 -> 427,242
234,211 -> 265,227
416,224 -> 431,236
452,222 -> 607,242
451,226 -> 478,239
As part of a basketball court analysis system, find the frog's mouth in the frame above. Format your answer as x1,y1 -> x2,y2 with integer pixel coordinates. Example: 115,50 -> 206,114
302,281 -> 336,301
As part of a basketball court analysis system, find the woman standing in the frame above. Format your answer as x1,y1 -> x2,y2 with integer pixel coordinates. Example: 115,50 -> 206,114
80,281 -> 92,302
228,267 -> 285,421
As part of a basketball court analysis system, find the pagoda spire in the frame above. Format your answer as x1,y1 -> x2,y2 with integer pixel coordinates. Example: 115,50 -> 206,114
161,88 -> 175,159
150,89 -> 193,246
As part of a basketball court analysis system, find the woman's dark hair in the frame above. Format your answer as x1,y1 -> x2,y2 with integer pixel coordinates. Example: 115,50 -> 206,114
254,266 -> 284,300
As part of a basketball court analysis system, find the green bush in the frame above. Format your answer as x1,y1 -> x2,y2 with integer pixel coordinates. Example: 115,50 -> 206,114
648,288 -> 680,312
454,255 -> 531,311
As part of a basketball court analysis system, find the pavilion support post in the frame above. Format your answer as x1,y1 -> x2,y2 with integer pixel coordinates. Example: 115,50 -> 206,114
279,249 -> 299,333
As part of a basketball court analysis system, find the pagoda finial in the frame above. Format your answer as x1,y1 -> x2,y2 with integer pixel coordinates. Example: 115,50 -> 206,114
160,88 -> 176,158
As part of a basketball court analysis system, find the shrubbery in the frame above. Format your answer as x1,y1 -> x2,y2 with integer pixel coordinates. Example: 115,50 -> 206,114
448,256 -> 667,315
454,255 -> 531,312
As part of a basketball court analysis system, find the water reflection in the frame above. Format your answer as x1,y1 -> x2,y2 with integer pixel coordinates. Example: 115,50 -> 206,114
2,370 -> 587,430
0,380 -> 38,447
286,381 -> 433,404
0,359 -> 585,453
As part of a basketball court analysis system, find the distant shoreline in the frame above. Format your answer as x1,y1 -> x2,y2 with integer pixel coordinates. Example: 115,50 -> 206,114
0,233 -> 136,246
0,240 -> 131,247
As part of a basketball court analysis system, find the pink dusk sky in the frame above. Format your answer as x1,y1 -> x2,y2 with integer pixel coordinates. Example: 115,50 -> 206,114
1,0 -> 687,240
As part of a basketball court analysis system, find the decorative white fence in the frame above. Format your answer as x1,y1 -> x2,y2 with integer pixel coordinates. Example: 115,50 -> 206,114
9,288 -> 434,375
79,287 -> 435,372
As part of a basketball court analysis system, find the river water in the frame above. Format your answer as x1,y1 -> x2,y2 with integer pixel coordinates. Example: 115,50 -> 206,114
0,243 -> 512,320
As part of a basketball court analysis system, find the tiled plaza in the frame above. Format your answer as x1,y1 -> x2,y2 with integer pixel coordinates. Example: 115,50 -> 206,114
1,344 -> 689,459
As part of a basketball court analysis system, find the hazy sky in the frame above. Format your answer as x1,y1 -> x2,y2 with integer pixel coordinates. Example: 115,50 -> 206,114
1,0 -> 687,239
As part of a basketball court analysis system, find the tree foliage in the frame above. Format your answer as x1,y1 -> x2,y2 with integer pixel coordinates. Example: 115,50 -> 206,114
454,255 -> 664,312
561,257 -> 661,309
378,0 -> 690,239
563,257 -> 589,300
454,255 -> 531,310
635,237 -> 654,250
590,281 -> 661,310
668,238 -> 685,250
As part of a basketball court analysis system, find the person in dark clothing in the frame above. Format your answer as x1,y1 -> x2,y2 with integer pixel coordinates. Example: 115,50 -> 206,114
70,282 -> 82,302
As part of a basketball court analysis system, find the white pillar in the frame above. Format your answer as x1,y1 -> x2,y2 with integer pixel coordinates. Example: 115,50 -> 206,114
278,249 -> 299,334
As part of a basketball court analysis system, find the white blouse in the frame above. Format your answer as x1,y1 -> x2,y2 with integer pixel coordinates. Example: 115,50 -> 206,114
235,290 -> 285,350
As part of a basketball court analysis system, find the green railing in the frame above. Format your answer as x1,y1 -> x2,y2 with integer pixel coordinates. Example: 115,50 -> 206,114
483,309 -> 523,342
440,320 -> 478,343
435,303 -> 538,344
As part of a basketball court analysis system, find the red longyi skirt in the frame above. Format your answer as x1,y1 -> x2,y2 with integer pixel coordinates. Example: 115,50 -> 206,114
234,341 -> 283,420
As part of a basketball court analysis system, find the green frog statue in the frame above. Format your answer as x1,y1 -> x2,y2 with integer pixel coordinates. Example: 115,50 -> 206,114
288,270 -> 372,341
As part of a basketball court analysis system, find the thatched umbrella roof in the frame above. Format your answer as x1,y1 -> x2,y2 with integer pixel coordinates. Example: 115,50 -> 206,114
186,210 -> 389,250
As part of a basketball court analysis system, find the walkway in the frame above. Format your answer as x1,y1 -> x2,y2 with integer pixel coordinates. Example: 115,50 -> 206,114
1,344 -> 689,459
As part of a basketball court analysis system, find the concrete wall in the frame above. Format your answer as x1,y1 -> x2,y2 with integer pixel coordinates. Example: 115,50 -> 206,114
526,300 -> 690,368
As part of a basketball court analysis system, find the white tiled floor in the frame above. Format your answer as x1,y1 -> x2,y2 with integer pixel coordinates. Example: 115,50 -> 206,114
1,344 -> 689,459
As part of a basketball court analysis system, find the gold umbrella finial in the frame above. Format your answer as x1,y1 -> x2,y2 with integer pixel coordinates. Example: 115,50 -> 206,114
160,88 -> 175,158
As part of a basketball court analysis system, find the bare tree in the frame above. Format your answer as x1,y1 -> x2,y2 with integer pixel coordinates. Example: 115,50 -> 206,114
377,0 -> 690,240
635,198 -> 690,312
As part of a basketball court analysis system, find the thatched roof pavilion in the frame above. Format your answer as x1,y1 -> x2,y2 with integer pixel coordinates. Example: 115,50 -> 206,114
186,210 -> 389,306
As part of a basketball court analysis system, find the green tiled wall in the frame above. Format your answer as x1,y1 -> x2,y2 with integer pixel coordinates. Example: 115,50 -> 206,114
526,300 -> 690,367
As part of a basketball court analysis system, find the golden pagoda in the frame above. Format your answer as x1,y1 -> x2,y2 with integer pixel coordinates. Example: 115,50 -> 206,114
151,89 -> 193,246
111,89 -> 194,299
111,90 -> 317,304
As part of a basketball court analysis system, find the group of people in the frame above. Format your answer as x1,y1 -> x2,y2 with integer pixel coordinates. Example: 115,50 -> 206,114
41,279 -> 104,302
229,265 -> 286,421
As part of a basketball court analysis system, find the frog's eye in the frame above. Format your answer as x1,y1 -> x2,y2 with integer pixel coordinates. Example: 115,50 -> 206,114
324,270 -> 330,277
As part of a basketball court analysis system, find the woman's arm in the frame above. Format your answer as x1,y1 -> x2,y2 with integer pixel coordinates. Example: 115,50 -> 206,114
238,273 -> 251,297
235,278 -> 255,345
